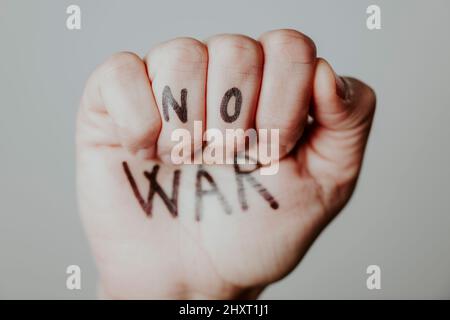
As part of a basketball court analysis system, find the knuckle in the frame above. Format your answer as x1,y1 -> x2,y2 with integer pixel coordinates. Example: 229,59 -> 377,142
101,52 -> 143,78
146,38 -> 207,75
159,37 -> 207,65
208,34 -> 263,70
260,29 -> 316,64
348,77 -> 377,115
258,114 -> 299,135
365,85 -> 377,112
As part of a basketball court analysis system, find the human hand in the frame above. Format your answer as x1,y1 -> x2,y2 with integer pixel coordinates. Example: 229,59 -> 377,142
76,29 -> 375,299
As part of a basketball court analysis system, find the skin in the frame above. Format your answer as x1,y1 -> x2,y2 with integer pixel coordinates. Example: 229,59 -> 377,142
76,29 -> 376,299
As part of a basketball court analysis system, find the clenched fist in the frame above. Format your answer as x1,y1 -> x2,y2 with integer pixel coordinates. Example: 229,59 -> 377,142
76,29 -> 375,299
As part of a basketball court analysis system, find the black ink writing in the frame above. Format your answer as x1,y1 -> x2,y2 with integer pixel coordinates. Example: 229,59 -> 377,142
144,165 -> 181,217
123,161 -> 146,210
234,162 -> 279,211
122,161 -> 181,217
162,85 -> 188,123
195,165 -> 232,221
220,87 -> 242,123
123,161 -> 279,220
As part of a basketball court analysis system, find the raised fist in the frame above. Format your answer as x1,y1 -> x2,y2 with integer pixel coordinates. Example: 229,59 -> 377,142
76,29 -> 375,299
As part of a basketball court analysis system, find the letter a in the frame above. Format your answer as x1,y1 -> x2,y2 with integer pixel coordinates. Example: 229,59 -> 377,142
366,5 -> 381,30
66,5 -> 81,30
366,265 -> 381,289
66,265 -> 81,290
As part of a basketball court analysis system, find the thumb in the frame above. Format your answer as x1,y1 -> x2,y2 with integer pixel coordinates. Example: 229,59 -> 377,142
300,58 -> 376,186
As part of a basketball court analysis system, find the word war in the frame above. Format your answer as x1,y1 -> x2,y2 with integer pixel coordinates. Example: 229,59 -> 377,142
122,161 -> 279,221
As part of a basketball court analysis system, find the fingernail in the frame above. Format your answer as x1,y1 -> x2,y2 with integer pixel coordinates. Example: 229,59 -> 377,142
335,75 -> 347,100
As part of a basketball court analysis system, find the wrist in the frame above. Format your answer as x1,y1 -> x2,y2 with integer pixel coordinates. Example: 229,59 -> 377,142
98,282 -> 265,300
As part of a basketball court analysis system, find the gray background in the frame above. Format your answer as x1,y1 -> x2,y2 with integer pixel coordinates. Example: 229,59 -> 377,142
1,0 -> 449,299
